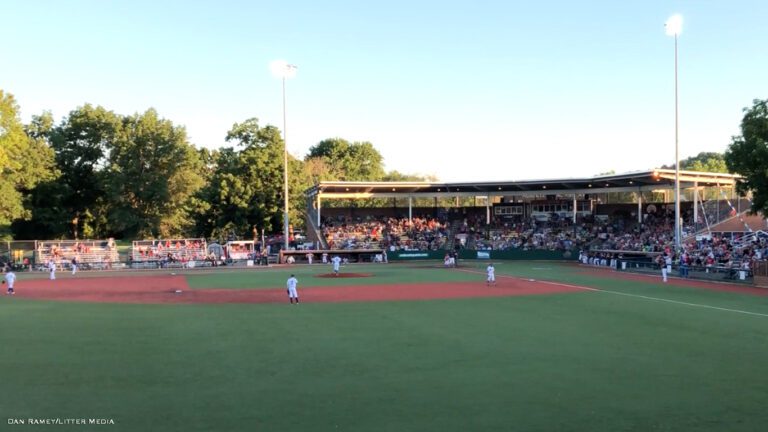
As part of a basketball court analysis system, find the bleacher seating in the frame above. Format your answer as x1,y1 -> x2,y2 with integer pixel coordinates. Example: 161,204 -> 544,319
383,216 -> 449,251
131,239 -> 208,268
36,239 -> 119,270
321,216 -> 385,250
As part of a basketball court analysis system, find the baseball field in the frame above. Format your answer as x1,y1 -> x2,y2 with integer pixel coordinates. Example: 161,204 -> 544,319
2,261 -> 768,431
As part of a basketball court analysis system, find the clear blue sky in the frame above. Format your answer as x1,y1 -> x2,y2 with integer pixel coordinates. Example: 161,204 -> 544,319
2,0 -> 765,181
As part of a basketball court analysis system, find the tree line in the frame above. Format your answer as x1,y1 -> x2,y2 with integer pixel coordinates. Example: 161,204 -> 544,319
2,89 -> 767,240
0,90 -> 427,241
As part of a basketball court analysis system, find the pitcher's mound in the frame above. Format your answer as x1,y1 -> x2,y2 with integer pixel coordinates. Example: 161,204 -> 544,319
315,273 -> 373,278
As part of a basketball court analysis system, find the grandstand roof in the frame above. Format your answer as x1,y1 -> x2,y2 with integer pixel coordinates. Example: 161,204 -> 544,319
306,169 -> 741,199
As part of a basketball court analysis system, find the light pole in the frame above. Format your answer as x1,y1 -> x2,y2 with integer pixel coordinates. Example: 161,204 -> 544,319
665,14 -> 682,251
270,60 -> 297,251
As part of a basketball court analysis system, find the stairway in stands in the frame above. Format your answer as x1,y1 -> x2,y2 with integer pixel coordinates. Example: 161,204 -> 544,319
305,199 -> 329,249
444,219 -> 462,250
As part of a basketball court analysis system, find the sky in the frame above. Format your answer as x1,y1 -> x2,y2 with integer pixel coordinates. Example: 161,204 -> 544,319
2,0 -> 766,182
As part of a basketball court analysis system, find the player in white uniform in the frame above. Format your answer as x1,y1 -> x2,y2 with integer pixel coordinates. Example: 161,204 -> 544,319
48,259 -> 57,280
286,274 -> 299,304
660,253 -> 672,282
3,268 -> 16,295
486,263 -> 496,286
332,255 -> 342,276
71,255 -> 79,275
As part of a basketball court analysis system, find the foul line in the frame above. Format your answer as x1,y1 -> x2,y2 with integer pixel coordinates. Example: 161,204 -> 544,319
455,268 -> 768,318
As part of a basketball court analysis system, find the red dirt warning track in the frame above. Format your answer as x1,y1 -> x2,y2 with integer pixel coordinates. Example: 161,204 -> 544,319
7,275 -> 583,304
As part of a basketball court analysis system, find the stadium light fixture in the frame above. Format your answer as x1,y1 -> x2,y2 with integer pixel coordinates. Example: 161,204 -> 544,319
270,60 -> 298,250
665,14 -> 682,250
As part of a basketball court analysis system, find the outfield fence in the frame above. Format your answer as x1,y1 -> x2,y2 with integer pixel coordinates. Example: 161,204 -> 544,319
616,257 -> 756,284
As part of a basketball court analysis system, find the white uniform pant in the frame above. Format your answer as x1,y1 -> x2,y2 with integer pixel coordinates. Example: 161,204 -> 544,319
662,266 -> 671,282
287,287 -> 298,298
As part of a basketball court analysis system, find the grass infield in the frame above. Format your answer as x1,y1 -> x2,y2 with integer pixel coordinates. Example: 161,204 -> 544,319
1,261 -> 768,431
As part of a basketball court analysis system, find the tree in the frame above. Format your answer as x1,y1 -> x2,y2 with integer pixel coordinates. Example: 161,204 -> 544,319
14,105 -> 120,239
106,109 -> 205,238
306,138 -> 385,181
0,91 -> 57,238
661,152 -> 728,173
679,152 -> 728,173
382,170 -> 437,182
194,118 -> 310,239
0,90 -> 31,234
725,99 -> 768,214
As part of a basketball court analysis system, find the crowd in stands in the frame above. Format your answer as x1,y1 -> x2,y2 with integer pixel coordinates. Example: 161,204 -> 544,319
37,239 -> 118,269
131,239 -> 208,267
322,216 -> 386,250
383,216 -> 449,251
472,215 -> 586,252
319,215 -> 452,251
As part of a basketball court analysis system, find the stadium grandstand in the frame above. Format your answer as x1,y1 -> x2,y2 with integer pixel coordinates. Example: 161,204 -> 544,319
301,169 -> 767,280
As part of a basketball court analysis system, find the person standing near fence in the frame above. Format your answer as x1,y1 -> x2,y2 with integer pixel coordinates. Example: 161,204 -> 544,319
48,259 -> 57,280
659,253 -> 672,283
679,252 -> 689,278
71,254 -> 79,276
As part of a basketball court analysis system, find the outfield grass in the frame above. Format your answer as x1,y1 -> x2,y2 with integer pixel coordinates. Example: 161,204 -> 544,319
2,261 -> 768,431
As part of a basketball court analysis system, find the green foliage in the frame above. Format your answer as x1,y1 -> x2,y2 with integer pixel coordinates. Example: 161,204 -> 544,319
382,170 -> 437,182
0,90 -> 57,237
4,94 -> 425,241
661,152 -> 729,173
106,109 -> 205,238
194,119 -> 293,239
680,152 -> 728,173
306,138 -> 385,181
14,105 -> 120,239
725,99 -> 768,214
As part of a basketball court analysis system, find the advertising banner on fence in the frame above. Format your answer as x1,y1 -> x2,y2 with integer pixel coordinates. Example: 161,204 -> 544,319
396,253 -> 430,259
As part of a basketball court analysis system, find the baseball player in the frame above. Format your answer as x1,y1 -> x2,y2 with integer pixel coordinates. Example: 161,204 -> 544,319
3,268 -> 16,295
48,259 -> 57,280
486,263 -> 496,286
71,254 -> 79,276
659,253 -> 672,283
331,255 -> 342,276
286,274 -> 299,304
